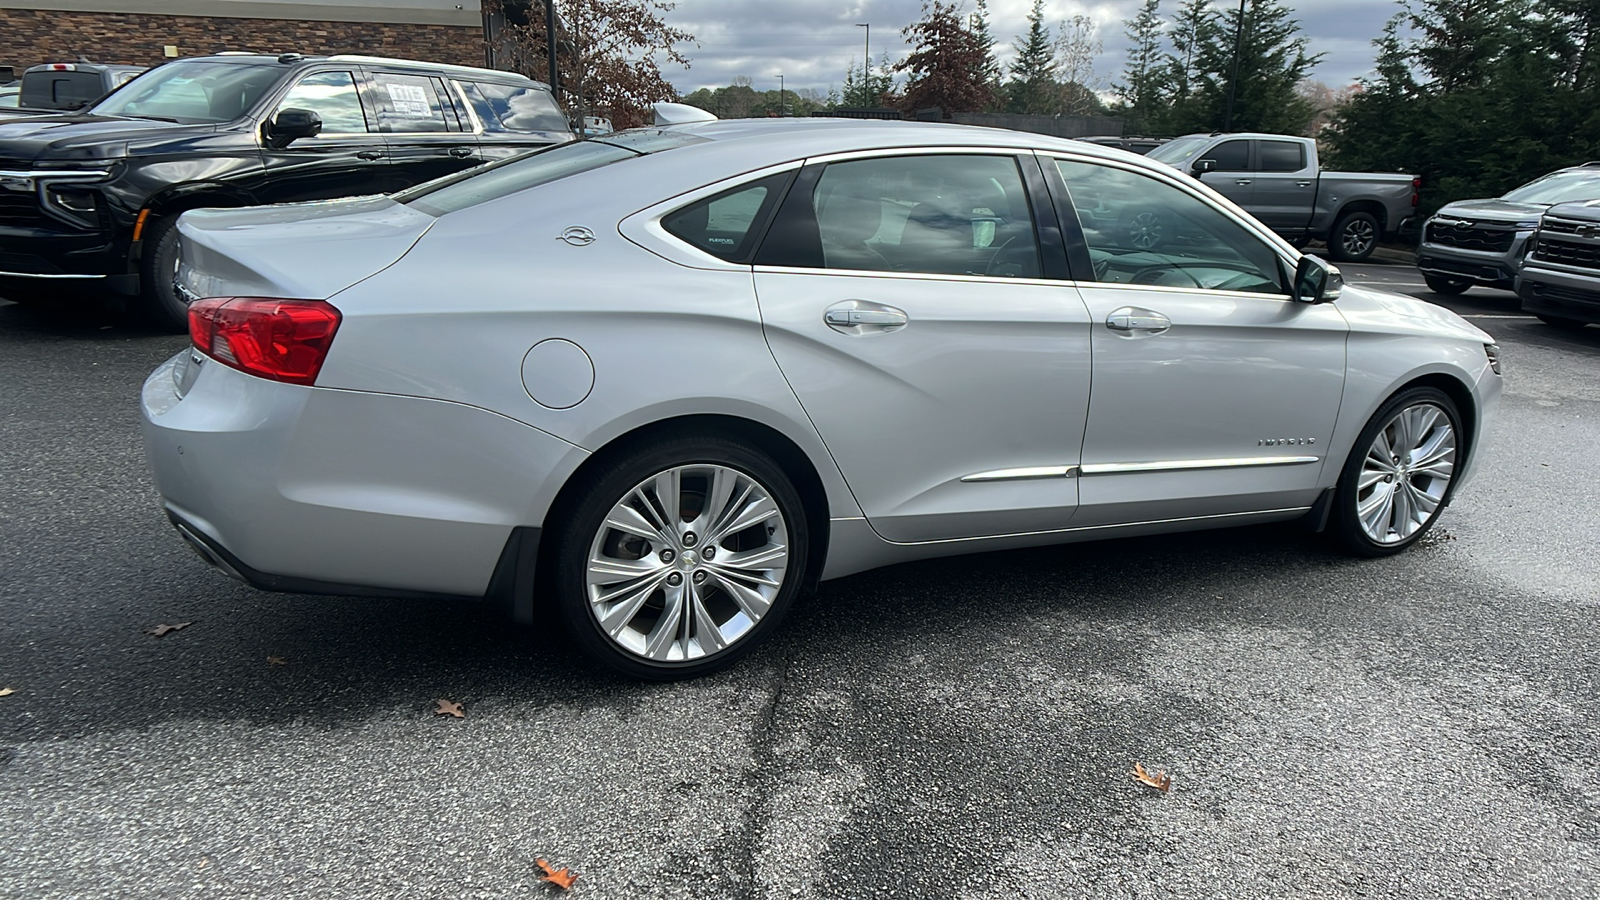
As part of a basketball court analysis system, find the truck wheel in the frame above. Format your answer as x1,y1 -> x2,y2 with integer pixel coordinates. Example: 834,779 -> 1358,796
139,214 -> 190,334
1329,211 -> 1379,262
1423,274 -> 1471,295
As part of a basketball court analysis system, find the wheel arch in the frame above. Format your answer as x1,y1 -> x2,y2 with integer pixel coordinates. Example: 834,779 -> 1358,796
142,183 -> 259,225
538,413 -> 834,593
1329,199 -> 1387,237
1390,371 -> 1479,463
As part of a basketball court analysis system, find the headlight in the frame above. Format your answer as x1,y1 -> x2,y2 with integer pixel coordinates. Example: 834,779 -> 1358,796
41,184 -> 103,229
1484,343 -> 1502,375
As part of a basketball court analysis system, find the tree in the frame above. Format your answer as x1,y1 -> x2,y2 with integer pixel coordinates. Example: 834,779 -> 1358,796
1165,0 -> 1321,134
841,51 -> 898,108
1005,0 -> 1056,113
1115,0 -> 1168,132
968,0 -> 1002,107
483,0 -> 695,129
897,0 -> 997,115
1053,14 -> 1104,116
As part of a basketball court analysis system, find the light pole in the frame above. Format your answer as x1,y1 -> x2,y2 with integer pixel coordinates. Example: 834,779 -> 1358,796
1222,0 -> 1246,131
777,74 -> 785,116
856,22 -> 869,76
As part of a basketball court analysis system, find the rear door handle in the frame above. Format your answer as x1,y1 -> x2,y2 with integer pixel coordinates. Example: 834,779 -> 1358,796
1107,306 -> 1171,335
824,301 -> 909,333
448,147 -> 475,158
356,150 -> 385,160
1234,179 -> 1253,186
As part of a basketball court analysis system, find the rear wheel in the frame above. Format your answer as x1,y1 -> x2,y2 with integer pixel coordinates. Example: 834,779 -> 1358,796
1333,387 -> 1462,557
1328,210 -> 1379,262
550,434 -> 808,680
1423,274 -> 1471,295
139,214 -> 189,333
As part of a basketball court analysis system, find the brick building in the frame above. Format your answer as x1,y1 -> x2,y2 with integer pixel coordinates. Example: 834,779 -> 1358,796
0,0 -> 493,72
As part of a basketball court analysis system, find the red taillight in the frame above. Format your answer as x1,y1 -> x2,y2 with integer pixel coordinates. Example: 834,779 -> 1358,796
1411,176 -> 1421,208
188,297 -> 342,386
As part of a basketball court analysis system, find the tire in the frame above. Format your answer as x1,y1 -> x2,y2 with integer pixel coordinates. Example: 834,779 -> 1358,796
1332,387 -> 1462,557
1328,210 -> 1379,262
138,214 -> 190,334
1423,274 -> 1471,295
1119,209 -> 1165,251
1288,235 -> 1313,250
1533,313 -> 1588,329
549,433 -> 809,680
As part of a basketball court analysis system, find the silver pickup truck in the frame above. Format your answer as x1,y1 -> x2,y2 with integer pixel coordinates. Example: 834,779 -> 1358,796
1147,133 -> 1418,261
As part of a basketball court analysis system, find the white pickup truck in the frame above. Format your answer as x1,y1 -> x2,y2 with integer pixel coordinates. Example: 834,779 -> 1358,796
1146,133 -> 1418,261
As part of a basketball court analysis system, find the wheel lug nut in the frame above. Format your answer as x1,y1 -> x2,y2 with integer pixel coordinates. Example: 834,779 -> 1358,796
692,571 -> 707,585
682,532 -> 698,547
666,572 -> 683,586
659,549 -> 675,563
702,546 -> 715,560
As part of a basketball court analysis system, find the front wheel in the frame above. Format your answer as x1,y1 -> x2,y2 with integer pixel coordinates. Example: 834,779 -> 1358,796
1328,210 -> 1379,262
139,214 -> 190,333
550,434 -> 809,680
1423,274 -> 1471,295
1332,387 -> 1462,557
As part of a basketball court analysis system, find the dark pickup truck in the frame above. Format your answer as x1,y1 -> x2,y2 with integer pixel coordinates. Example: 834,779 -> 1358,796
0,53 -> 571,329
4,63 -> 147,116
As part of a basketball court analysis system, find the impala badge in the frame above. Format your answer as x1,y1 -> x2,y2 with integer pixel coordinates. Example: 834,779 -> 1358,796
558,226 -> 596,247
1259,437 -> 1315,446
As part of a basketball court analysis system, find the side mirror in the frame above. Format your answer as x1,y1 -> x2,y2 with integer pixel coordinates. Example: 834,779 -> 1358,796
1193,158 -> 1216,176
265,107 -> 322,148
1294,254 -> 1343,304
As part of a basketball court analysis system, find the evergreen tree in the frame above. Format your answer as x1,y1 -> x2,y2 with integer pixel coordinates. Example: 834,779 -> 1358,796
897,0 -> 997,115
1169,0 -> 1320,134
841,52 -> 898,108
1005,0 -> 1056,113
969,0 -> 1002,108
1115,0 -> 1168,132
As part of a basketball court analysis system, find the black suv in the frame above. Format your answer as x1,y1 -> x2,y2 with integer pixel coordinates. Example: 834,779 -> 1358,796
0,53 -> 571,328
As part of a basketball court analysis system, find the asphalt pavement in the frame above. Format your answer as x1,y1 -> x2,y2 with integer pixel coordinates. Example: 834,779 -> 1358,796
1,265 -> 1597,899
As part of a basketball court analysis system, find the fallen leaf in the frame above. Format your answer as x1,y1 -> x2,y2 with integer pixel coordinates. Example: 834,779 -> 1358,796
267,656 -> 287,666
145,622 -> 194,638
1132,761 -> 1172,793
535,858 -> 579,890
434,699 -> 464,718
0,687 -> 14,697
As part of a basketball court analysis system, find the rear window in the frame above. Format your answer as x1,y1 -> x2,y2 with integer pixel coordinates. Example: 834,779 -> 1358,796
461,81 -> 568,133
21,72 -> 103,110
397,129 -> 707,216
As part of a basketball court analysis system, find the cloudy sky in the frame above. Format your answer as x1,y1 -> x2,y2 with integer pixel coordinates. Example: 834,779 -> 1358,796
657,0 -> 1405,98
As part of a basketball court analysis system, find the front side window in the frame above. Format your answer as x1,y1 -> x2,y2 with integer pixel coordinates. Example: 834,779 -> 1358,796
370,72 -> 450,133
1056,159 -> 1284,294
1199,139 -> 1251,172
275,70 -> 368,135
807,154 -> 1042,278
89,61 -> 282,123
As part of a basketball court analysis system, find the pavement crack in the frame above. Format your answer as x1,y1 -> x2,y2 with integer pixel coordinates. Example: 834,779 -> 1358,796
735,654 -> 791,900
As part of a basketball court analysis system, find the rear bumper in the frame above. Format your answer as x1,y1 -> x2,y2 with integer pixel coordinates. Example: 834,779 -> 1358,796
140,351 -> 588,600
1516,263 -> 1600,324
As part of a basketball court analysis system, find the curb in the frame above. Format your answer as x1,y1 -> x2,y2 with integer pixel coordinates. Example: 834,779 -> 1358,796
1305,240 -> 1417,265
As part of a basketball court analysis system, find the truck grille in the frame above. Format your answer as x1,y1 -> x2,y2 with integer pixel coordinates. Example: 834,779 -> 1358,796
1535,237 -> 1600,270
1426,220 -> 1515,252
0,191 -> 49,228
1539,216 -> 1600,237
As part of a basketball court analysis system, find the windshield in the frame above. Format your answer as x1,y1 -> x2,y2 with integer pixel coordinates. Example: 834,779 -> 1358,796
398,129 -> 708,216
89,61 -> 282,123
1502,169 -> 1600,205
1145,135 -> 1214,166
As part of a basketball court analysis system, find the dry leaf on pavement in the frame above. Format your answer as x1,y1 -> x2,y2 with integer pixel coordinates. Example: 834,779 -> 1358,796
0,687 -> 14,697
535,858 -> 579,890
267,656 -> 287,666
434,699 -> 464,718
1132,761 -> 1172,792
145,622 -> 194,638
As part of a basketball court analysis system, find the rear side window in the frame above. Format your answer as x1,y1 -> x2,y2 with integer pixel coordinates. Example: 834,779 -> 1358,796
466,81 -> 568,132
662,172 -> 793,263
1259,140 -> 1307,172
370,72 -> 451,133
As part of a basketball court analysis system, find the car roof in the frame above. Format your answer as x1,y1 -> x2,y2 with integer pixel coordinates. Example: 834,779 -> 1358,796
175,53 -> 546,88
653,117 -> 1146,164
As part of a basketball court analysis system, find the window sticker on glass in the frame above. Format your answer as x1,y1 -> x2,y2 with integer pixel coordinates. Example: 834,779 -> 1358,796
386,82 -> 432,117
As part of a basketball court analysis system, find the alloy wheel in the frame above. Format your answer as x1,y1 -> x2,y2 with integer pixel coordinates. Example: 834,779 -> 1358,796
1341,217 -> 1376,257
1354,401 -> 1456,545
585,463 -> 790,662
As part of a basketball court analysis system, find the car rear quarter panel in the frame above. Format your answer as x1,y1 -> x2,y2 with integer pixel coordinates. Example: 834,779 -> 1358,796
310,160 -> 863,525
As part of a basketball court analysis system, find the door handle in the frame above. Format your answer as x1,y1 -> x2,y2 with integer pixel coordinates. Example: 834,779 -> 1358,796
1106,306 -> 1171,335
356,150 -> 385,160
448,147 -> 474,158
1296,180 -> 1313,188
823,301 -> 909,333
1234,179 -> 1253,186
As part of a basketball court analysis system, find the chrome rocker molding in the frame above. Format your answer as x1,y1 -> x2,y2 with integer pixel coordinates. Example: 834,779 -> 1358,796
0,270 -> 108,280
960,455 -> 1319,482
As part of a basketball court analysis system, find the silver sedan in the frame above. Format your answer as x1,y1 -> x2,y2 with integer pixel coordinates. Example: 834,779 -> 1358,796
140,111 -> 1502,679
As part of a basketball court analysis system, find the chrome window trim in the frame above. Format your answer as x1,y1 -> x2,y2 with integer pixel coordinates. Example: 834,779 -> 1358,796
0,270 -> 106,279
961,465 -> 1079,482
802,145 -> 1034,166
1037,149 -> 1301,267
1069,281 -> 1294,302
1081,455 -> 1319,475
0,169 -> 112,182
752,264 -> 1073,288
